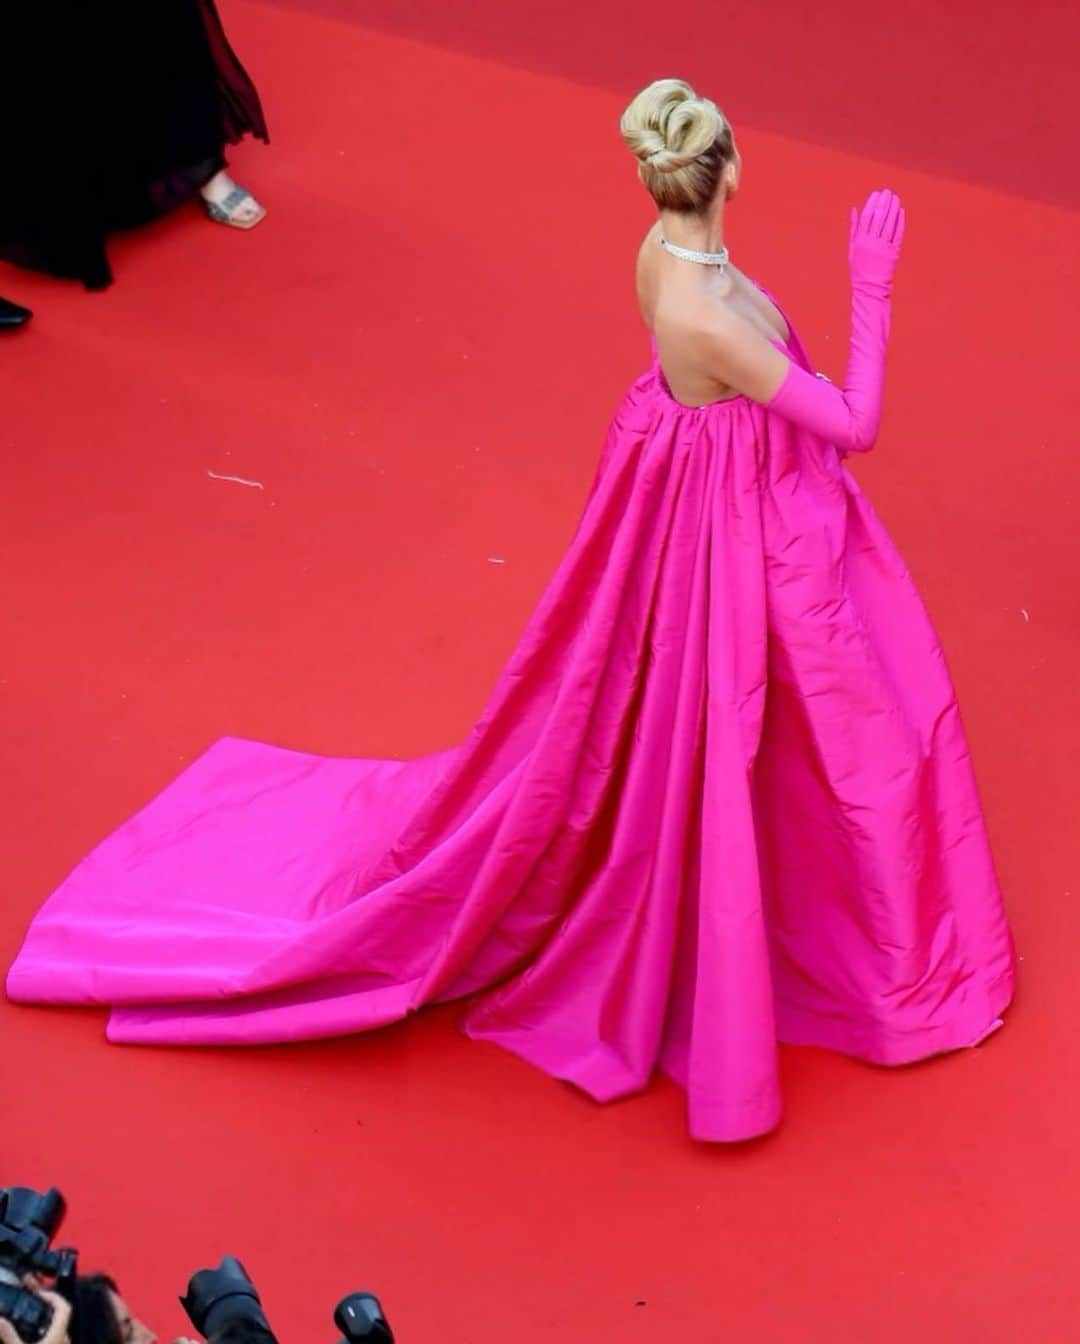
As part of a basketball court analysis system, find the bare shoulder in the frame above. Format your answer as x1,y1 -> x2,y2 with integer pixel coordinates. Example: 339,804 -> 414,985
694,294 -> 770,353
656,289 -> 742,348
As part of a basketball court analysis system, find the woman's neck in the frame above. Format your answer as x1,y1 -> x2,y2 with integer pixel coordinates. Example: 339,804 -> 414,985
659,206 -> 726,255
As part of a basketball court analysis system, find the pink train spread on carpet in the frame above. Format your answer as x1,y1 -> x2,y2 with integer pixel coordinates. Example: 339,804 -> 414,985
6,295 -> 1015,1142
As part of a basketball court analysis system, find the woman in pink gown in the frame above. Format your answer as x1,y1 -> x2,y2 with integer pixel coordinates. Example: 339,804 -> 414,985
7,79 -> 1014,1142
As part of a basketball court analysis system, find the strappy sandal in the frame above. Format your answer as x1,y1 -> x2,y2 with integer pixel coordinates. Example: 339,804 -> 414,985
202,185 -> 266,231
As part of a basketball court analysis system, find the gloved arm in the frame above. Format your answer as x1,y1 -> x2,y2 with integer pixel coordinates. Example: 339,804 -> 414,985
766,189 -> 905,453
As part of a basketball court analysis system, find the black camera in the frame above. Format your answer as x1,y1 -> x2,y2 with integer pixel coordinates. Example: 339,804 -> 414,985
0,1187 -> 78,1343
182,1257 -> 393,1344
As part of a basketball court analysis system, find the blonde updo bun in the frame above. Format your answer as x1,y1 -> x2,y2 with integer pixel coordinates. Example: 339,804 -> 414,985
620,78 -> 735,214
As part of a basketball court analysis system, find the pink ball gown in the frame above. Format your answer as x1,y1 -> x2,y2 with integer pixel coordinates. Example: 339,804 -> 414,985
6,288 -> 1014,1142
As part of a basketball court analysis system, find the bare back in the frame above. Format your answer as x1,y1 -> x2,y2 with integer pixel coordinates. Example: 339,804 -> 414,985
636,220 -> 790,407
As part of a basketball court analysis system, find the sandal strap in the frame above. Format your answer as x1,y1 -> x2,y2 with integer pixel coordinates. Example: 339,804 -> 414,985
206,186 -> 257,221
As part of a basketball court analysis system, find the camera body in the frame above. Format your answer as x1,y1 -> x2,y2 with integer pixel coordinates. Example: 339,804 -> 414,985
0,1187 -> 78,1343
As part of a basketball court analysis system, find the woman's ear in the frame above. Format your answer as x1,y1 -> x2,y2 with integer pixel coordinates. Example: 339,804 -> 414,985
725,151 -> 741,201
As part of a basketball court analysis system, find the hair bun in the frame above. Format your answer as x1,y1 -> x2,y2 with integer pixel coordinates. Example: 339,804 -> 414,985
621,79 -> 722,174
619,78 -> 734,214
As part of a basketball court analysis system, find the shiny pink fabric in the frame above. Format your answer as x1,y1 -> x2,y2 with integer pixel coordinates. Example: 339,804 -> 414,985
6,296 -> 1015,1142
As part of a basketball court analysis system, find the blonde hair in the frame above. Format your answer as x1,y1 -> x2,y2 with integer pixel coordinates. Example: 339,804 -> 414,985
620,78 -> 735,214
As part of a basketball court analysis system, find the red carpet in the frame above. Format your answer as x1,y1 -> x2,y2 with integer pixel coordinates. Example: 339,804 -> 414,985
3,2 -> 1078,1339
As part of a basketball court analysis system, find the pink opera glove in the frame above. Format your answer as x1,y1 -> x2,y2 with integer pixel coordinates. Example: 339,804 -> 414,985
768,189 -> 906,453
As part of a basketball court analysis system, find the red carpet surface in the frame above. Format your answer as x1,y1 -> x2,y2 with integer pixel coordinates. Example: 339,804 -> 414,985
2,2 -> 1078,1340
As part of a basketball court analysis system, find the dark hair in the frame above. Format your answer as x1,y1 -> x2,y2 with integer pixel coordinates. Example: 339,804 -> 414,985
63,1275 -> 122,1344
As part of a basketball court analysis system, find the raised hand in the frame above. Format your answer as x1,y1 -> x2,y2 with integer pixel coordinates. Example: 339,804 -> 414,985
848,189 -> 905,294
764,187 -> 904,452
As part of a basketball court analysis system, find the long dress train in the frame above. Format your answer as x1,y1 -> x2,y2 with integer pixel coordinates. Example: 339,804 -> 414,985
6,296 -> 1014,1141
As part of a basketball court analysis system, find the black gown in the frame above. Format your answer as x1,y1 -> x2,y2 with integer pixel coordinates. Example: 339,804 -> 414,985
0,0 -> 268,289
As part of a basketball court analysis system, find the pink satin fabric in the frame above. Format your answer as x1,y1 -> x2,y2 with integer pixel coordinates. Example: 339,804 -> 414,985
6,295 -> 1014,1142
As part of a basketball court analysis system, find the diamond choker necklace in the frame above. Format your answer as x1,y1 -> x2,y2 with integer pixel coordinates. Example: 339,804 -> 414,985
659,236 -> 730,271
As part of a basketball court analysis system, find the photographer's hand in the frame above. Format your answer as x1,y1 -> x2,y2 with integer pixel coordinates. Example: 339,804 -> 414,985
0,1290 -> 72,1344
